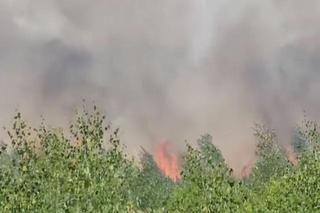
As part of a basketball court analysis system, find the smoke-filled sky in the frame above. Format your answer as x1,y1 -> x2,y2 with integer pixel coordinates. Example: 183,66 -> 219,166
0,0 -> 320,171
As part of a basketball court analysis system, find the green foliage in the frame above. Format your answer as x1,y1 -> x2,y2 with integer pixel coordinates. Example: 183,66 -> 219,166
244,124 -> 320,212
244,172 -> 319,212
0,107 -> 138,212
132,150 -> 175,212
167,135 -> 246,213
197,134 -> 227,169
248,125 -> 293,186
0,109 -> 320,212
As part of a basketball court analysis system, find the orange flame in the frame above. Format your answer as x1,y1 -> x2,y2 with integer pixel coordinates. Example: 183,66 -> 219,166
154,141 -> 180,182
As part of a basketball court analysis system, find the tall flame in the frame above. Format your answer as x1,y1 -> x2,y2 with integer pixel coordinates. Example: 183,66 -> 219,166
154,141 -> 180,182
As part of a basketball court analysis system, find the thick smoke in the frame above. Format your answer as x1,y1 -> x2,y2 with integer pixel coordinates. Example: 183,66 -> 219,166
0,0 -> 320,172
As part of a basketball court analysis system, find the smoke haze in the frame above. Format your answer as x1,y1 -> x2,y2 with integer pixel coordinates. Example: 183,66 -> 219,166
0,0 -> 320,171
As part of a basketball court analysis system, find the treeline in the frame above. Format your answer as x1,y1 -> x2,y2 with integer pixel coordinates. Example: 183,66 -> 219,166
0,106 -> 319,212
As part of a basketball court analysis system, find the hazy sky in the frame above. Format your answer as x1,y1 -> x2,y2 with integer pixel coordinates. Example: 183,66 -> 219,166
0,0 -> 320,171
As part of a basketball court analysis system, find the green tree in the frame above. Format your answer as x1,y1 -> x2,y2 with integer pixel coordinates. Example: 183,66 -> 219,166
132,149 -> 175,212
0,107 -> 138,212
244,121 -> 320,212
167,135 -> 246,213
248,125 -> 293,187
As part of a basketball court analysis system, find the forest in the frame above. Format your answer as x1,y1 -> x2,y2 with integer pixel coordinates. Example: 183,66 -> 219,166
0,106 -> 319,212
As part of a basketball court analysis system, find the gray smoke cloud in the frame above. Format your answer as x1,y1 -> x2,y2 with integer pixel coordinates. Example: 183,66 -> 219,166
0,0 -> 320,171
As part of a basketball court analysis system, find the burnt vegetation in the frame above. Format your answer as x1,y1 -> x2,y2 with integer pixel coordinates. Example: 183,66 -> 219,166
0,106 -> 319,212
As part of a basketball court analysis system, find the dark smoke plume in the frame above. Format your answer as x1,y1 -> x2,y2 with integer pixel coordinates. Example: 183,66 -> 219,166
0,0 -> 320,172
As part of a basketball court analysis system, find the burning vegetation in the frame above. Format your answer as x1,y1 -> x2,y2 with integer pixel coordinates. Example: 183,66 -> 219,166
154,141 -> 180,182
